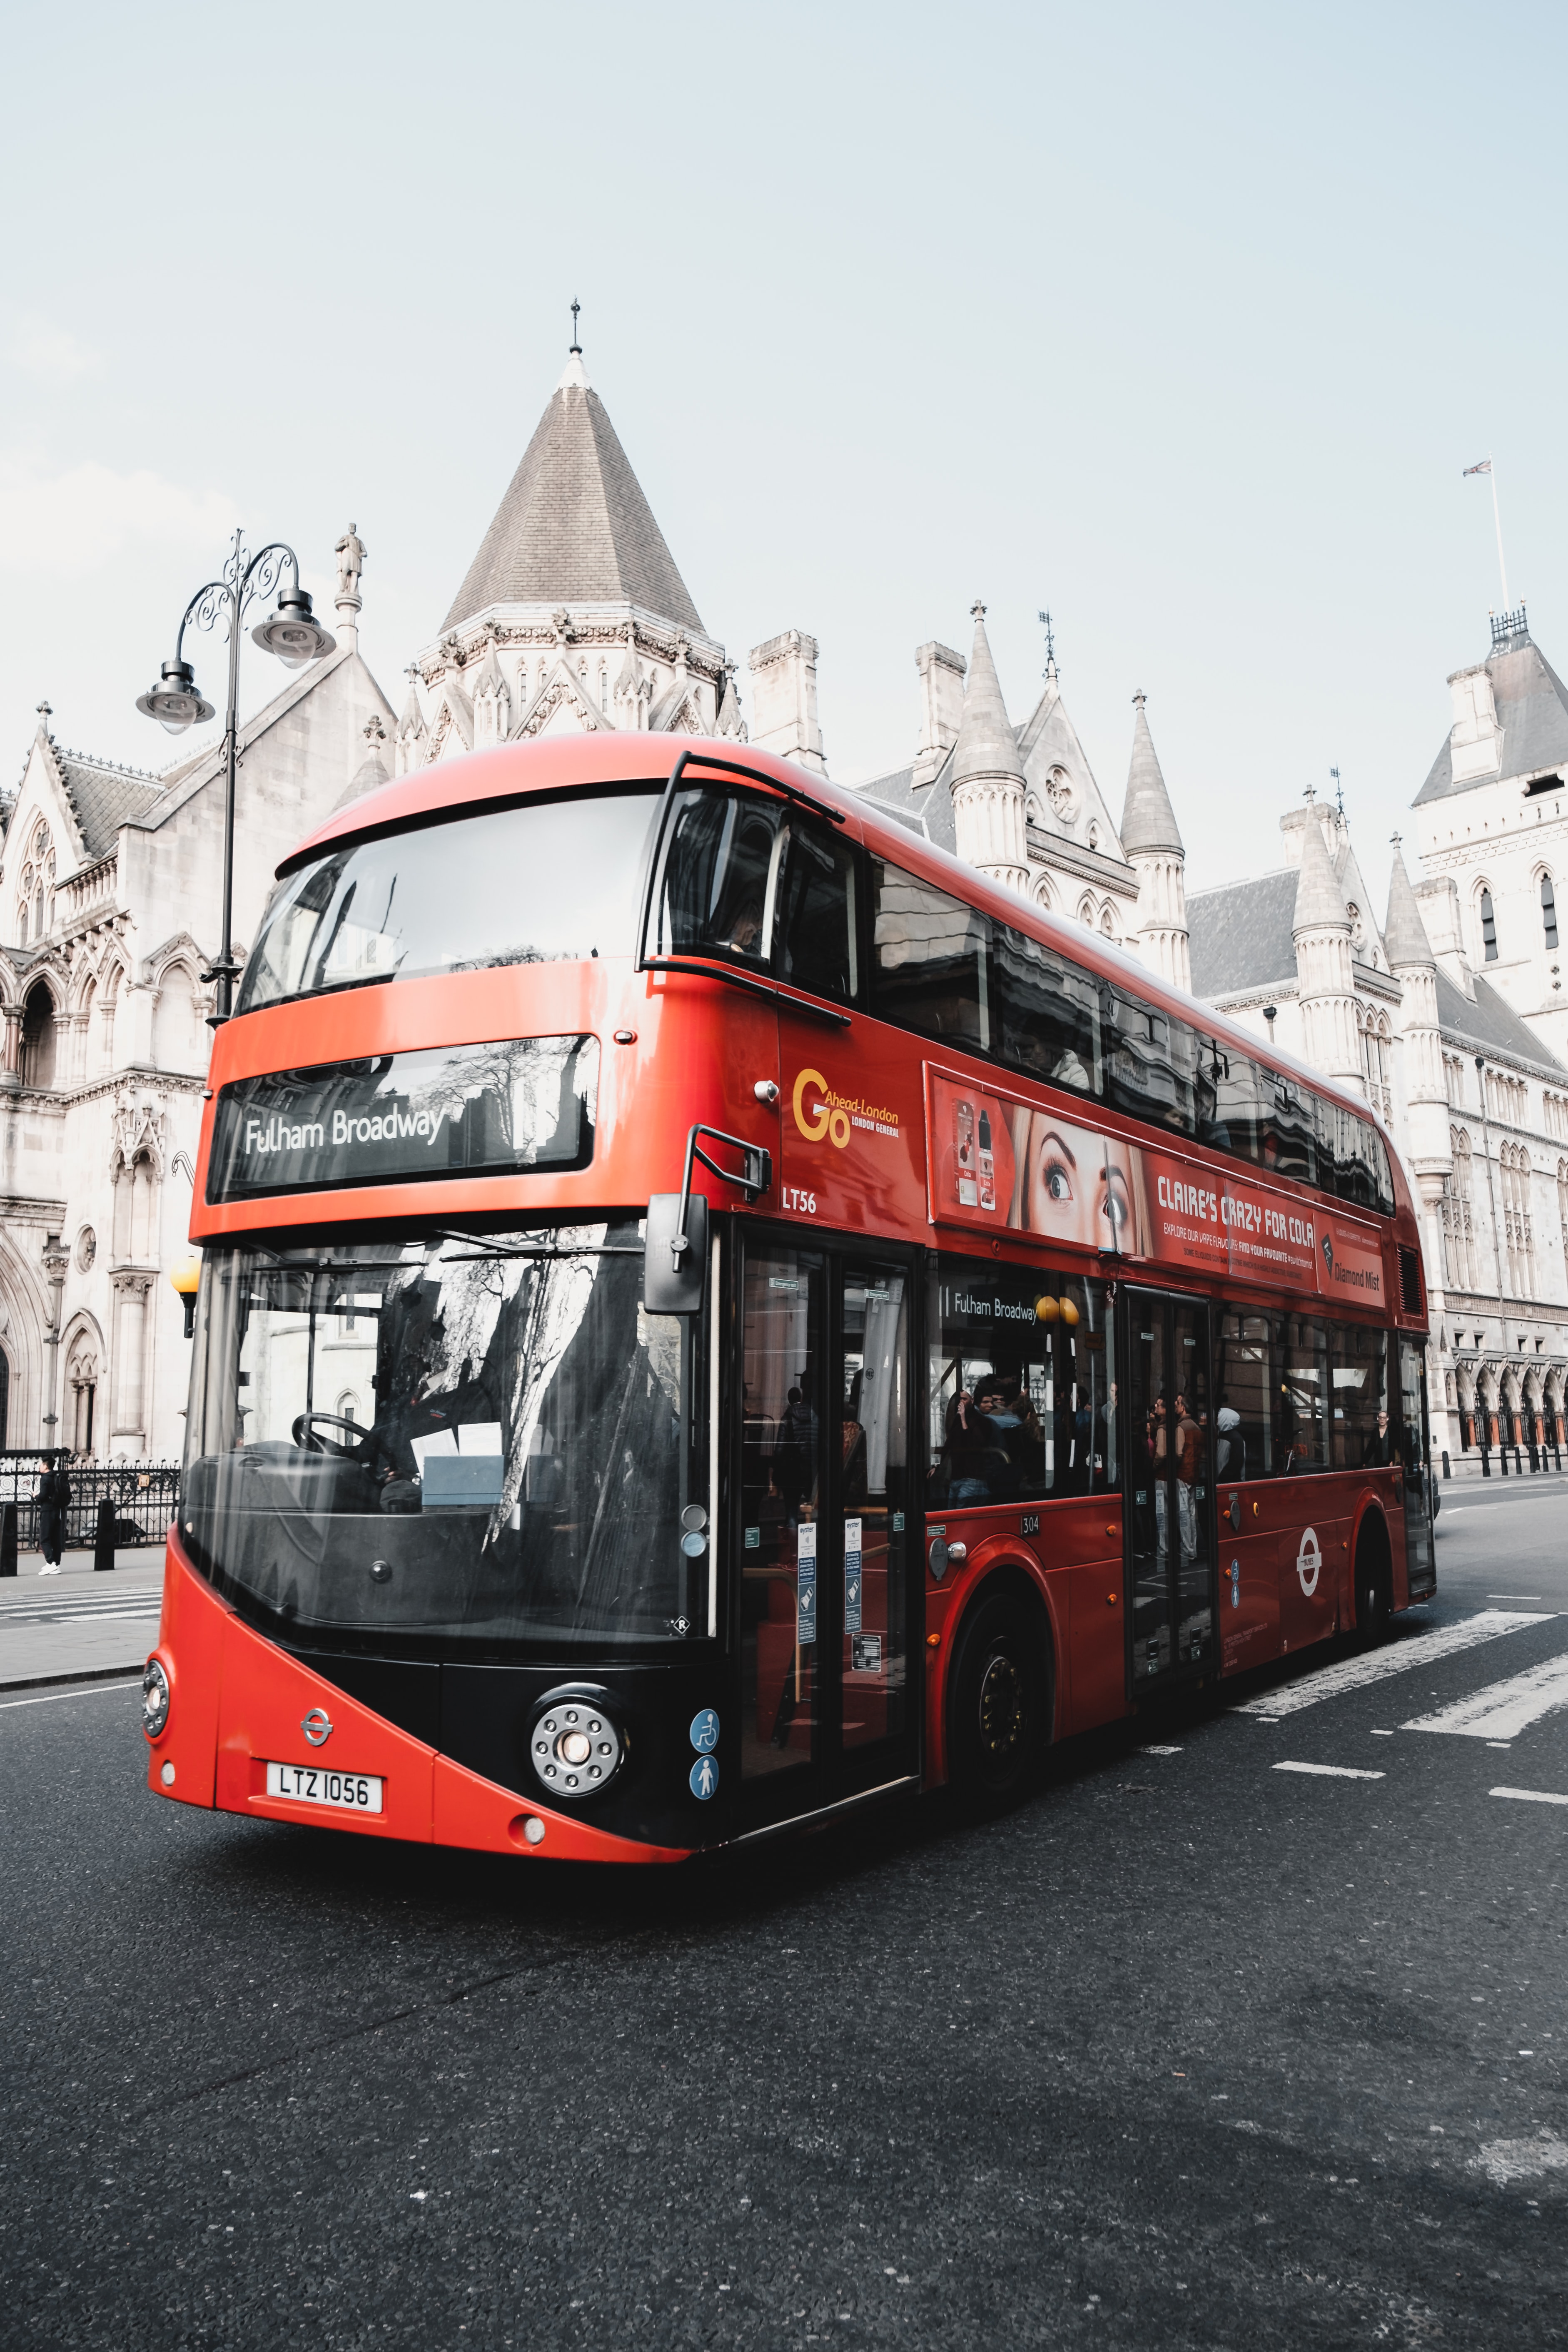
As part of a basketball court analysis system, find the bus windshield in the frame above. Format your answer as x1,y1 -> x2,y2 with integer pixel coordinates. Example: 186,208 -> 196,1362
181,1222 -> 706,1652
237,786 -> 662,1011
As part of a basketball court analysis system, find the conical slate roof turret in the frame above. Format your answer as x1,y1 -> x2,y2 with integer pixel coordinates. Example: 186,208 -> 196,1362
1292,801 -> 1351,934
1119,690 -> 1183,855
1384,840 -> 1436,969
440,345 -> 705,637
950,603 -> 1024,789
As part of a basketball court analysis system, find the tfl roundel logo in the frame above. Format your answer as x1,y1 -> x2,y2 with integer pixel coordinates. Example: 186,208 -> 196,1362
1295,1527 -> 1321,1598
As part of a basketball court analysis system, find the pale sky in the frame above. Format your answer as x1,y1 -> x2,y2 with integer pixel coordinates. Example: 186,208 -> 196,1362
2,1 -> 1564,901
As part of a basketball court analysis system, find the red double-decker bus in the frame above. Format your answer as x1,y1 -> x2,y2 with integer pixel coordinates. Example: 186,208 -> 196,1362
141,733 -> 1435,1861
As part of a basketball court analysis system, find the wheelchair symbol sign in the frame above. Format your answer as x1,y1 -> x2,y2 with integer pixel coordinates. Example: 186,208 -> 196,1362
689,1708 -> 720,1753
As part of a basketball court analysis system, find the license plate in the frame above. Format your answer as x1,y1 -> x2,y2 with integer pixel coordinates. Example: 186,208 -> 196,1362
264,1761 -> 384,1814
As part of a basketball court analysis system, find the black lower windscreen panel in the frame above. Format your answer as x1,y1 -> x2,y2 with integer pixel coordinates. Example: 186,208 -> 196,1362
206,1034 -> 598,1201
281,1651 -> 724,1851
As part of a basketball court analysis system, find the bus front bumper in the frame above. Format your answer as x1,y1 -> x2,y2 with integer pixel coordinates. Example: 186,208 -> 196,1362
144,1533 -> 695,1866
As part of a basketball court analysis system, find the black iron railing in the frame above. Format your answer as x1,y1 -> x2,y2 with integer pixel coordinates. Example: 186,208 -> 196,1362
0,1455 -> 180,1549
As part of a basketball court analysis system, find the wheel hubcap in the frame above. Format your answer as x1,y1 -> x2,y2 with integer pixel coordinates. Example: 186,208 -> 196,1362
977,1648 -> 1027,1766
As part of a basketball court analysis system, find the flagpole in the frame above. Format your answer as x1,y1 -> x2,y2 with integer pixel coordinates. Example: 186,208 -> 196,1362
1490,462 -> 1511,610
1465,457 -> 1511,611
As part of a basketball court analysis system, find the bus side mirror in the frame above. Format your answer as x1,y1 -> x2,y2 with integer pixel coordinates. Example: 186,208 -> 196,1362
643,1193 -> 708,1316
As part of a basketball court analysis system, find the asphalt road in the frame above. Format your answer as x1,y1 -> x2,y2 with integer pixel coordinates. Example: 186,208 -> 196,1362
3,1483 -> 1566,2351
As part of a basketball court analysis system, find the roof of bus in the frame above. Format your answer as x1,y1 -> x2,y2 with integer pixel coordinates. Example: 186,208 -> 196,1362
279,732 -> 1402,1181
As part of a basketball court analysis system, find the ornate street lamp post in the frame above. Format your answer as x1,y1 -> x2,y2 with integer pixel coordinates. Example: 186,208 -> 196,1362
136,531 -> 334,1022
40,1231 -> 70,1452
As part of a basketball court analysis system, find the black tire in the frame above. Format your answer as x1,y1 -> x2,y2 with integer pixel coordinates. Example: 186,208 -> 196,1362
947,1585 -> 1052,1814
1353,1534 -> 1392,1649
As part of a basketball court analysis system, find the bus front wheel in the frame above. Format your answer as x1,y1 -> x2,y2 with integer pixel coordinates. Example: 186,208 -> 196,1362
946,1585 -> 1052,1813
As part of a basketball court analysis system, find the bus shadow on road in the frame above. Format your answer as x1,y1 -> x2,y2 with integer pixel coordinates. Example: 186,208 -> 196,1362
168,1610 -> 1447,1942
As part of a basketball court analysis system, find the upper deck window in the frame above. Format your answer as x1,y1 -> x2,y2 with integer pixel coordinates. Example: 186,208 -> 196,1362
868,849 -> 1396,1219
238,786 -> 663,1013
651,787 -> 860,1004
870,861 -> 991,1051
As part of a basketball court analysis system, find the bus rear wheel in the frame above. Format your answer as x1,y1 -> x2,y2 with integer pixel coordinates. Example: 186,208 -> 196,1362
947,1587 -> 1051,1813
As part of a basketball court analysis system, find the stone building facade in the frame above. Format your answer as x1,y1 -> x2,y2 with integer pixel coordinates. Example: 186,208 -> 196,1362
7,334 -> 1563,1476
864,591 -> 1568,1467
0,588 -> 393,1460
0,340 -> 818,1460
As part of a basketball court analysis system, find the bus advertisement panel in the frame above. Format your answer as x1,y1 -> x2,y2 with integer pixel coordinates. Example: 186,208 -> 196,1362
923,1066 -> 1384,1308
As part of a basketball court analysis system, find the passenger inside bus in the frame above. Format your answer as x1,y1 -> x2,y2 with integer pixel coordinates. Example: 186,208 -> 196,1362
927,1257 -> 1115,1504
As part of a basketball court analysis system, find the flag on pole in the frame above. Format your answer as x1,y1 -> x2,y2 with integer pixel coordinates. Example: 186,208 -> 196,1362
1463,459 -> 1493,476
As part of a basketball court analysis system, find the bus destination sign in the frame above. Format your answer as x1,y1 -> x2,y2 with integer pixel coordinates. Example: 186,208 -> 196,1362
206,1034 -> 599,1201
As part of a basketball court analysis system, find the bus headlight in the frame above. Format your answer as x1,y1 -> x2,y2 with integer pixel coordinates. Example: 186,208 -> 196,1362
142,1658 -> 171,1740
528,1686 -> 623,1799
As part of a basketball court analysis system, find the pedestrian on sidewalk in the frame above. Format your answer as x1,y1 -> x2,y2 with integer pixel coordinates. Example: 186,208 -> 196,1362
35,1455 -> 70,1575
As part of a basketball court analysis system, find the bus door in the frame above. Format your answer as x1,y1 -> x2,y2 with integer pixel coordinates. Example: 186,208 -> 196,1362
1395,1333 -> 1436,1598
735,1231 -> 919,1832
1123,1289 -> 1217,1691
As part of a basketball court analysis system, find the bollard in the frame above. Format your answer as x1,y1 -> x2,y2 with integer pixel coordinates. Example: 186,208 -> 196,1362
0,1501 -> 15,1577
1441,1450 -> 1451,1480
1531,1442 -> 1541,1473
1481,1446 -> 1492,1478
1557,1442 -> 1564,1474
1501,1444 -> 1508,1476
1516,1445 -> 1524,1476
93,1495 -> 116,1573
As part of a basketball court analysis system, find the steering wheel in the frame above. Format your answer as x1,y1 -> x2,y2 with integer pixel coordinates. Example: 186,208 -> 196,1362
292,1411 -> 365,1459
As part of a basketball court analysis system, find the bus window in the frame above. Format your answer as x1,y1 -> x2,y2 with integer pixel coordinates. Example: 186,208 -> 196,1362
240,787 -> 663,1010
1213,1309 -> 1273,1480
839,1264 -> 910,1753
1276,1315 -> 1330,1473
1258,1075 -> 1317,1187
870,861 -> 991,1052
773,819 -> 860,1004
926,1255 -> 1116,1503
1333,1322 -> 1389,1468
182,1221 -> 705,1647
1197,1041 -> 1258,1158
993,924 -> 1101,1097
1319,1099 -> 1379,1213
1101,986 -> 1197,1136
653,786 -> 785,966
739,1244 -> 823,1777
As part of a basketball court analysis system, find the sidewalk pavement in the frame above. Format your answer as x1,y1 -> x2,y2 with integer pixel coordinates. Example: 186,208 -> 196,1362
0,1550 -> 165,1691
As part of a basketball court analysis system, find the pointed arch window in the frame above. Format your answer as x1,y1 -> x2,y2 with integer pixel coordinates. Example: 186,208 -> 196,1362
1480,887 -> 1499,960
1543,872 -> 1559,949
18,981 -> 56,1089
1446,1128 -> 1477,1291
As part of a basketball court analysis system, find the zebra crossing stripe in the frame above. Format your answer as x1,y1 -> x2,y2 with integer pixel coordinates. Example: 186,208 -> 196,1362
1403,1653 -> 1568,1741
1233,1610 -> 1555,1719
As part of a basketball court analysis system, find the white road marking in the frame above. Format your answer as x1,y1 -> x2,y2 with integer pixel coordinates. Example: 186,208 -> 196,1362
1490,1786 -> 1568,1808
1403,1653 -> 1568,1742
1140,1745 -> 1182,1756
1274,1761 -> 1385,1780
0,1681 -> 142,1712
1474,2133 -> 1568,2185
1370,1728 -> 1396,1736
1490,1595 -> 1543,1602
1232,1611 -> 1554,1718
